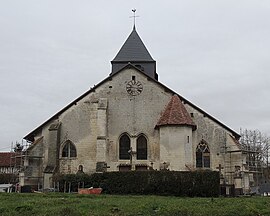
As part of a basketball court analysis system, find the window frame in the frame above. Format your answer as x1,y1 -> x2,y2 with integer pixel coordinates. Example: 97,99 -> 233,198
196,140 -> 210,168
119,133 -> 131,160
136,134 -> 148,160
61,140 -> 77,159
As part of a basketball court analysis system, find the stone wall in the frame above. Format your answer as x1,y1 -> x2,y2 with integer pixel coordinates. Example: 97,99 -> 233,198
159,126 -> 193,171
22,67 -> 245,190
54,68 -> 174,173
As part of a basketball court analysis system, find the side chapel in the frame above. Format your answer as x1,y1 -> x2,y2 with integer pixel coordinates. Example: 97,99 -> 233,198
20,24 -> 252,193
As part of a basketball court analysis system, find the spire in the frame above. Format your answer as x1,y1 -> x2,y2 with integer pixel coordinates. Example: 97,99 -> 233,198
112,27 -> 155,62
111,10 -> 158,80
156,95 -> 196,130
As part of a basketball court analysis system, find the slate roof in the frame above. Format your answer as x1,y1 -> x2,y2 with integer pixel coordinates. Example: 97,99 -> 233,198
0,153 -> 19,167
112,27 -> 155,62
156,95 -> 196,129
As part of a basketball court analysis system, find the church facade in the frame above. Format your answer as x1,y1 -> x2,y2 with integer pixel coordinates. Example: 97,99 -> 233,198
20,26 -> 252,194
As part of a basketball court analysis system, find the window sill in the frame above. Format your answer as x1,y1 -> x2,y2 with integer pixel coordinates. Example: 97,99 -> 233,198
60,157 -> 77,160
196,167 -> 212,171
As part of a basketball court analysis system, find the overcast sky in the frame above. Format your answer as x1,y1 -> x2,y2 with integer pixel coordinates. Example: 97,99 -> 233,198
0,0 -> 270,151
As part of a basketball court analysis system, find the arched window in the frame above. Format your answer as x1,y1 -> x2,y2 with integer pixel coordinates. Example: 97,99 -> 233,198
78,165 -> 83,172
137,135 -> 147,160
196,141 -> 210,168
77,165 -> 84,174
119,134 -> 130,160
62,140 -> 77,158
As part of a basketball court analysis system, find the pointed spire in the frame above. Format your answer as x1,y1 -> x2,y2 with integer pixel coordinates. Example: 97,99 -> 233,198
112,27 -> 155,62
111,10 -> 158,80
156,95 -> 196,130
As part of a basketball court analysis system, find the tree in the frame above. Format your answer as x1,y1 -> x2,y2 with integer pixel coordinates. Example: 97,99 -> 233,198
239,129 -> 270,169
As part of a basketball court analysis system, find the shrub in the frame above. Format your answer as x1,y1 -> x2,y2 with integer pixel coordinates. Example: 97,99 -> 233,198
53,170 -> 219,197
0,173 -> 18,184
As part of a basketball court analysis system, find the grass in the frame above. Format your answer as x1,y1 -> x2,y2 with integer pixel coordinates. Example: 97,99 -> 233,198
0,193 -> 270,216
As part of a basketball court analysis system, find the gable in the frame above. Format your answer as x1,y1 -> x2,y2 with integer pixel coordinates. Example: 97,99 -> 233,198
23,63 -> 240,142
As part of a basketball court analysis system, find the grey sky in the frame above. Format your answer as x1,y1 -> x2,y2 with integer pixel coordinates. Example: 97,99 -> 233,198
0,0 -> 270,151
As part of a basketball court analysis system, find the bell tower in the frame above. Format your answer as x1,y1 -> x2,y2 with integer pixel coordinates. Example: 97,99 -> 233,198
111,10 -> 158,80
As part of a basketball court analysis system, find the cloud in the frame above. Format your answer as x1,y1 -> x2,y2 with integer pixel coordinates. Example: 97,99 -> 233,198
0,0 -> 270,150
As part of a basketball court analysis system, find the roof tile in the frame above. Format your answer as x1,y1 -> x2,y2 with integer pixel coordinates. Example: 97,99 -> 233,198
0,152 -> 20,167
156,95 -> 196,129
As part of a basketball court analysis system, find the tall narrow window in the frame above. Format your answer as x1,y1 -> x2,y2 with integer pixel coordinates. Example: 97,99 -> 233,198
119,134 -> 130,160
196,141 -> 210,168
137,135 -> 147,160
62,140 -> 77,158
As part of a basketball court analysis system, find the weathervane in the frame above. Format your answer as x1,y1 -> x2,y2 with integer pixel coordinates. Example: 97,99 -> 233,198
130,8 -> 139,28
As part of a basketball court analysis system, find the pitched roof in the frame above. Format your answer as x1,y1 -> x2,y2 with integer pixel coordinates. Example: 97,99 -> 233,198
0,152 -> 19,167
156,95 -> 196,129
24,63 -> 240,141
112,27 -> 155,62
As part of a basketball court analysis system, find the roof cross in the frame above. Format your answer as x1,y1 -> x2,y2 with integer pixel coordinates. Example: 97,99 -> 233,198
130,9 -> 139,29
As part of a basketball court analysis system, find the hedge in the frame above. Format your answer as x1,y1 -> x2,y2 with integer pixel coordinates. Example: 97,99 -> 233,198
0,173 -> 18,184
53,170 -> 219,197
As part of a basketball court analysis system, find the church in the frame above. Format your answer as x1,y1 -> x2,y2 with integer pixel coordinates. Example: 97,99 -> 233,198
19,24 -> 252,194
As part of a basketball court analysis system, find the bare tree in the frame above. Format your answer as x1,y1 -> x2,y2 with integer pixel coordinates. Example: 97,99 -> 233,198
240,129 -> 270,169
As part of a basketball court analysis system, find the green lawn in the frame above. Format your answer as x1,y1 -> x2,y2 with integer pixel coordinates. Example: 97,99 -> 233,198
0,193 -> 270,216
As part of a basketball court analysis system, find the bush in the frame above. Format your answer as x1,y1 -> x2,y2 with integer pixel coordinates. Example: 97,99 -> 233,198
53,170 -> 219,197
0,173 -> 18,184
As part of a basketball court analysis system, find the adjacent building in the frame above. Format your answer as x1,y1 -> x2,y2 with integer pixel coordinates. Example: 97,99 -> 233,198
0,152 -> 20,174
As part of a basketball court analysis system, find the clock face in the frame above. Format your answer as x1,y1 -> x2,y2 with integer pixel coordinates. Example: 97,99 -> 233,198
126,80 -> 143,96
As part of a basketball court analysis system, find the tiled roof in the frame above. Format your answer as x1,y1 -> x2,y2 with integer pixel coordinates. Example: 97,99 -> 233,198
156,95 -> 196,129
112,27 -> 155,62
0,152 -> 20,167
